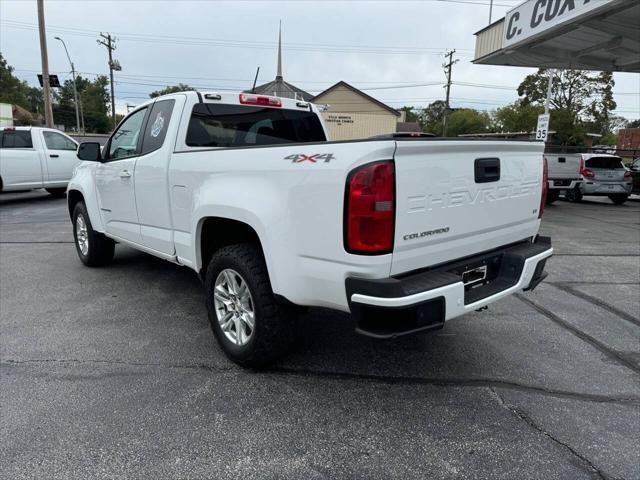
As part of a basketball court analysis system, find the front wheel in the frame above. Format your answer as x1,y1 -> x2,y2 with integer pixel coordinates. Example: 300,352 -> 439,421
46,188 -> 67,198
609,194 -> 629,205
564,188 -> 583,203
204,243 -> 296,368
72,202 -> 115,267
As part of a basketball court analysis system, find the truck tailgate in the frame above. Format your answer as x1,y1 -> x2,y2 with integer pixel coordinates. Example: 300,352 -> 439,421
391,140 -> 545,276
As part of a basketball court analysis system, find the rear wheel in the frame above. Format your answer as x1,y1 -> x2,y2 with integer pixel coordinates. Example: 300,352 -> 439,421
564,188 -> 583,203
204,243 -> 296,368
608,194 -> 628,205
546,190 -> 559,205
72,202 -> 115,267
46,188 -> 66,198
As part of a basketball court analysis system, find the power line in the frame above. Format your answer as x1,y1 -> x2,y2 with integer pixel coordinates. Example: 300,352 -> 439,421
2,20 -> 476,56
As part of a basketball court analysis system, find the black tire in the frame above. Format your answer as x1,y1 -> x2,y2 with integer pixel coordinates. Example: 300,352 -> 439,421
608,194 -> 628,205
204,243 -> 295,368
546,190 -> 559,205
564,188 -> 583,203
72,202 -> 115,267
46,188 -> 67,198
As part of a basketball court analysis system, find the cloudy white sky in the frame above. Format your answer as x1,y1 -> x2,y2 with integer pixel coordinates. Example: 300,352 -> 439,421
1,0 -> 639,119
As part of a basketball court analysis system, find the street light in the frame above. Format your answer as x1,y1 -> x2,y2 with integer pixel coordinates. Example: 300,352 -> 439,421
54,36 -> 84,133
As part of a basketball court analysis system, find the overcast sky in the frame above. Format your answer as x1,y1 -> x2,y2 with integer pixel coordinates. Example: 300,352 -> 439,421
1,0 -> 639,119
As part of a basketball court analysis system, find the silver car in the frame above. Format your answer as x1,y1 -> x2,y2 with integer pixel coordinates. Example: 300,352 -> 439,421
565,154 -> 633,205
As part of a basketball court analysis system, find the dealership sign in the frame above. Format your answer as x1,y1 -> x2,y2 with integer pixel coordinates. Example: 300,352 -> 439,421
503,0 -> 614,48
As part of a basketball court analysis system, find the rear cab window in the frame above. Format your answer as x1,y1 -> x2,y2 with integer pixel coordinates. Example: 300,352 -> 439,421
185,104 -> 326,148
1,130 -> 33,148
585,157 -> 624,169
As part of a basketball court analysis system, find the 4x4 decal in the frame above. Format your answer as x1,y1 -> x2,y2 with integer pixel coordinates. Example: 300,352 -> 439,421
284,153 -> 334,163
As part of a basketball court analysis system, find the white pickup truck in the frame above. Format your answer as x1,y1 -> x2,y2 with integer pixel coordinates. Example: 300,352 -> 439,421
0,126 -> 79,197
544,153 -> 583,204
68,91 -> 553,367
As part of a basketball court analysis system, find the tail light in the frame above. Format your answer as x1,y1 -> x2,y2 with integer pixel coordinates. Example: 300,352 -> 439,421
624,170 -> 632,178
580,159 -> 594,178
239,93 -> 282,107
345,161 -> 395,254
539,157 -> 548,219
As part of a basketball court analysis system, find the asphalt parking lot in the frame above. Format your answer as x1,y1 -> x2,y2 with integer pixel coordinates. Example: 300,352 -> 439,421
1,191 -> 639,480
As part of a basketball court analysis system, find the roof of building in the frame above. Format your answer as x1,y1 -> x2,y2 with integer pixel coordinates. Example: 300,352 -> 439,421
396,122 -> 422,133
310,81 -> 401,117
248,78 -> 314,101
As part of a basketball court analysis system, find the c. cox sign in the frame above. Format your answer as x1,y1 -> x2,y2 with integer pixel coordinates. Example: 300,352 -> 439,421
502,0 -> 613,49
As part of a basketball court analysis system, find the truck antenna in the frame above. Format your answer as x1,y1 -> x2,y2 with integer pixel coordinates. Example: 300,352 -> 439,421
251,67 -> 260,93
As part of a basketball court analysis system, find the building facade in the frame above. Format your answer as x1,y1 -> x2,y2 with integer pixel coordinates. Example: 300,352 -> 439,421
311,81 -> 401,141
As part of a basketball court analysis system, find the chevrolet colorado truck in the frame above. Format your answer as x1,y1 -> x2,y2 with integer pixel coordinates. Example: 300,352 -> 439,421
68,91 -> 552,367
1,126 -> 79,197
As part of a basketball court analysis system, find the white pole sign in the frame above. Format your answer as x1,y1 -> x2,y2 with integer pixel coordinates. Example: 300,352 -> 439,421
536,114 -> 550,141
503,0 -> 614,49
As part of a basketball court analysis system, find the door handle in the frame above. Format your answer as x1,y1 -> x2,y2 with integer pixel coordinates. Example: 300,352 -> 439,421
474,158 -> 500,183
119,170 -> 131,178
49,154 -> 59,158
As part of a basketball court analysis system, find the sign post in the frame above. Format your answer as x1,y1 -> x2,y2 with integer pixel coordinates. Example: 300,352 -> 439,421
536,114 -> 550,142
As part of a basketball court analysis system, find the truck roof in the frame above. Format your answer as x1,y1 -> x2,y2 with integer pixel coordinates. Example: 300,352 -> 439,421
145,90 -> 317,113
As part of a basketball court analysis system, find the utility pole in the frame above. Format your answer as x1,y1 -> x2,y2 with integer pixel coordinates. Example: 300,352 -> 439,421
98,33 -> 118,129
36,0 -> 54,128
489,0 -> 494,23
55,36 -> 81,133
544,69 -> 554,114
442,49 -> 458,137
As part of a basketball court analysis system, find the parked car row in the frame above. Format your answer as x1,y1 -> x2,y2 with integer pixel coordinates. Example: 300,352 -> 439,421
546,153 -> 636,205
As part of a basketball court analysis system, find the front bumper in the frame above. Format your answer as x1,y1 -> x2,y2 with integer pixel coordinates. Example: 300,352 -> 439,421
346,237 -> 553,338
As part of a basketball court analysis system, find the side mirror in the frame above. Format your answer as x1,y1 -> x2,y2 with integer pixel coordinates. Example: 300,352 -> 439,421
77,142 -> 102,162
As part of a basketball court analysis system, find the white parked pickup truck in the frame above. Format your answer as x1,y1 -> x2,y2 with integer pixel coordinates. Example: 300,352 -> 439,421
0,126 -> 79,197
68,91 -> 553,367
544,153 -> 582,204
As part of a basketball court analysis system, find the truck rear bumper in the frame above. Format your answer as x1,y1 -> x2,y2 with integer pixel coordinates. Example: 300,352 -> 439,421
548,179 -> 581,191
346,236 -> 552,339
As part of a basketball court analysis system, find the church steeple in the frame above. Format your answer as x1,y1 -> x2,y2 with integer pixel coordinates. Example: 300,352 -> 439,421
276,20 -> 283,80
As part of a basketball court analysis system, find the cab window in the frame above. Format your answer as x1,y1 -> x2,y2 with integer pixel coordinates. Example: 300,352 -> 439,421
107,108 -> 147,161
43,131 -> 77,151
141,99 -> 175,155
1,130 -> 33,148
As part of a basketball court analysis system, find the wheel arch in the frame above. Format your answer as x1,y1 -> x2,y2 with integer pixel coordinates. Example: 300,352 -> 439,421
67,189 -> 85,219
197,216 -> 268,281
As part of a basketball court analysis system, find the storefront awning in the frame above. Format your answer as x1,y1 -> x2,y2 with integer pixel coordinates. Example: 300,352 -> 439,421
473,0 -> 640,72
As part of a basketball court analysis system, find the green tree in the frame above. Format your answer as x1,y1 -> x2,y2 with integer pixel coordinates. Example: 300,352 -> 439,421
399,106 -> 420,124
149,83 -> 194,98
445,108 -> 491,137
517,69 -> 617,144
419,100 -> 446,136
0,52 -> 42,115
627,119 -> 640,128
52,75 -> 110,132
492,100 -> 544,133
